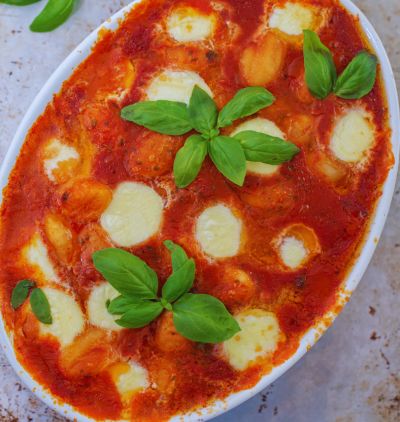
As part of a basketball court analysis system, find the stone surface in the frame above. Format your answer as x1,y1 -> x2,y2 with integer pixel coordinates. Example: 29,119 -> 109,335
0,1 -> 399,421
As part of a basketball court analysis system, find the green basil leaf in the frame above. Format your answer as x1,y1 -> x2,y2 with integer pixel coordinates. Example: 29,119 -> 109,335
30,288 -> 52,325
333,51 -> 378,99
218,87 -> 275,128
30,0 -> 76,32
116,301 -> 163,328
107,295 -> 141,315
163,240 -> 188,271
188,85 -> 218,136
11,280 -> 35,310
173,134 -> 208,188
209,136 -> 246,186
92,248 -> 158,300
233,130 -> 300,164
121,100 -> 192,135
303,30 -> 337,99
162,259 -> 195,303
172,293 -> 240,343
1,0 -> 41,5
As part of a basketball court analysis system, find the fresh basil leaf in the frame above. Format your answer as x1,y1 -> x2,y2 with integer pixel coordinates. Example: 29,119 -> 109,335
92,248 -> 158,300
333,51 -> 378,99
1,0 -> 41,5
163,240 -> 188,271
11,280 -> 35,310
188,85 -> 218,137
107,295 -> 141,315
173,134 -> 208,188
209,136 -> 246,186
30,0 -> 76,32
303,30 -> 337,99
172,293 -> 240,343
218,87 -> 275,128
116,301 -> 163,328
162,259 -> 195,303
233,130 -> 300,164
30,288 -> 52,325
121,100 -> 192,135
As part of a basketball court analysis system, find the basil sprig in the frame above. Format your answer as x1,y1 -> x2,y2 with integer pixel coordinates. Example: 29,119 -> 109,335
11,281 -> 52,325
303,30 -> 378,100
93,241 -> 240,343
122,86 -> 299,187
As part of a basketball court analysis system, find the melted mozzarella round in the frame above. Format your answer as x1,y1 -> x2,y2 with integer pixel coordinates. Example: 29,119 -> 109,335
222,309 -> 281,370
167,7 -> 215,42
23,233 -> 59,283
100,182 -> 163,247
330,108 -> 375,163
196,204 -> 242,258
87,283 -> 122,331
109,361 -> 149,402
39,287 -> 85,347
269,3 -> 316,36
232,118 -> 285,175
43,139 -> 79,182
279,236 -> 307,269
146,70 -> 212,104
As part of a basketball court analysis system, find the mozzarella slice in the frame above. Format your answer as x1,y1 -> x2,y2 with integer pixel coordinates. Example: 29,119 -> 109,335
109,361 -> 149,402
279,236 -> 307,269
231,118 -> 285,175
269,3 -> 316,36
23,233 -> 59,283
100,182 -> 163,247
43,139 -> 79,182
196,204 -> 242,258
87,283 -> 122,331
146,70 -> 212,104
222,309 -> 281,370
167,7 -> 215,42
330,108 -> 375,163
38,287 -> 85,347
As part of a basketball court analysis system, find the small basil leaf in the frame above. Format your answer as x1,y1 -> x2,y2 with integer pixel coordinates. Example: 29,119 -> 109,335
121,100 -> 192,135
209,136 -> 246,186
334,51 -> 378,99
172,293 -> 240,343
173,134 -> 208,188
11,280 -> 35,310
1,0 -> 41,5
162,259 -> 195,303
163,240 -> 188,271
92,248 -> 158,300
188,85 -> 218,136
30,0 -> 76,32
107,295 -> 141,315
233,131 -> 300,164
116,301 -> 163,328
218,87 -> 275,128
303,30 -> 337,99
30,288 -> 52,325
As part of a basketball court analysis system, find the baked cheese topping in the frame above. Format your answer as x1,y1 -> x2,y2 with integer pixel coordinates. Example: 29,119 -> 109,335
42,139 -> 79,182
100,182 -> 163,247
330,108 -> 375,163
232,117 -> 285,175
269,2 -> 316,36
279,236 -> 307,269
146,70 -> 213,104
38,287 -> 85,347
23,233 -> 59,283
87,283 -> 122,331
109,361 -> 149,401
222,309 -> 281,370
167,7 -> 215,42
196,204 -> 242,258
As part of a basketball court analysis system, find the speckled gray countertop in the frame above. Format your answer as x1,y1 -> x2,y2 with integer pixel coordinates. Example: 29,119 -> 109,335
0,1 -> 399,421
